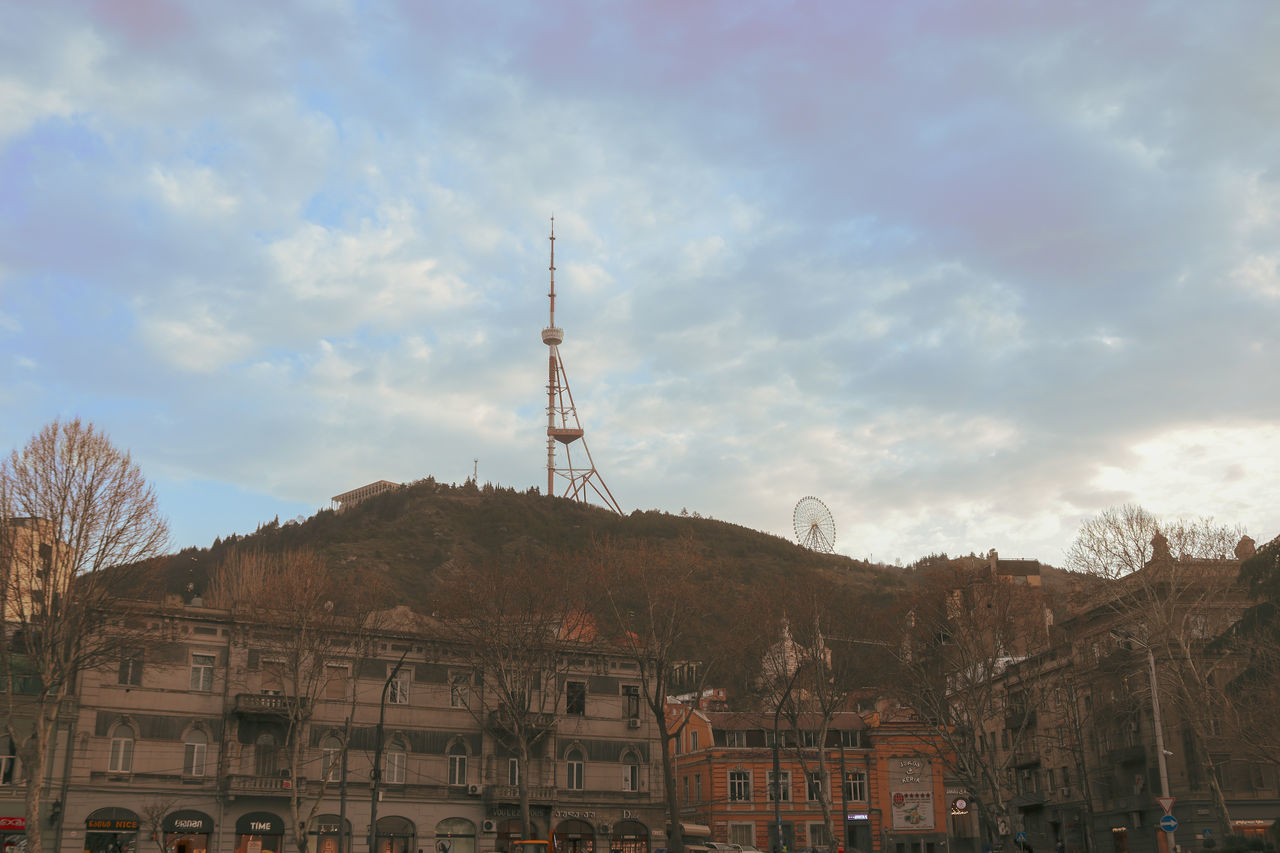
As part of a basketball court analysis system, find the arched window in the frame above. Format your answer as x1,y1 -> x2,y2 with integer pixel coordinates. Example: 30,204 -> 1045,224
566,747 -> 584,790
109,724 -> 135,773
322,736 -> 343,781
621,750 -> 639,792
255,732 -> 279,777
183,729 -> 208,776
385,739 -> 406,785
447,742 -> 467,786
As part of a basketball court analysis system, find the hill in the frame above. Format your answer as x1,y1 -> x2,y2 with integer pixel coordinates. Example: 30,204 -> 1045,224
145,477 -> 903,615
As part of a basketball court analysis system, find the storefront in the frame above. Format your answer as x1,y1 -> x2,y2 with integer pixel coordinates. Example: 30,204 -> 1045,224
435,818 -> 476,853
163,810 -> 214,853
310,816 -> 352,853
84,808 -> 139,853
1,815 -> 25,853
235,812 -> 285,853
375,817 -> 415,853
609,820 -> 649,853
554,820 -> 596,853
885,758 -> 946,853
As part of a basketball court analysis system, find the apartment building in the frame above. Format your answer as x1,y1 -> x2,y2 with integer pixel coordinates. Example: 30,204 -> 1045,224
668,704 -> 949,853
976,537 -> 1278,853
12,596 -> 667,853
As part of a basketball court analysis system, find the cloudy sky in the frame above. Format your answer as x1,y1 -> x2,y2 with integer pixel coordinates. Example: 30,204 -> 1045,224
3,1 -> 1278,566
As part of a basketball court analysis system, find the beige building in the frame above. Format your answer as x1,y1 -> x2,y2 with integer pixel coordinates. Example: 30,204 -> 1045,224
44,598 -> 667,853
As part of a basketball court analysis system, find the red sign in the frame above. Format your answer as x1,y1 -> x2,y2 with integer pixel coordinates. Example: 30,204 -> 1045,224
1157,798 -> 1175,815
0,819 -> 24,831
892,793 -> 905,807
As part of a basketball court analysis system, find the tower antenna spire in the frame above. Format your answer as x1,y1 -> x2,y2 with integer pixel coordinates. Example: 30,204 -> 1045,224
540,218 -> 622,514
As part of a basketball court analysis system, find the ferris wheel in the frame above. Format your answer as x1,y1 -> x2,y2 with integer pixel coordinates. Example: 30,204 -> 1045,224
793,496 -> 836,553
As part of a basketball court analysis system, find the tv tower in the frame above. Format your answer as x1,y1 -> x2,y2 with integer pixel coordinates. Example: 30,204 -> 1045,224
542,218 -> 623,515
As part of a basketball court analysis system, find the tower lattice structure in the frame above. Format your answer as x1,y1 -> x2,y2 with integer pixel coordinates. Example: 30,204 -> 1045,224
542,219 -> 623,515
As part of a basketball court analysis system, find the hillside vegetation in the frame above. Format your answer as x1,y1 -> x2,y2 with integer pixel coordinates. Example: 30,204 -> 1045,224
144,478 -> 903,617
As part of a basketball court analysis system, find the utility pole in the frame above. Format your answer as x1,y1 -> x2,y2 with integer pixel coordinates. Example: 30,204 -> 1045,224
1147,645 -> 1174,853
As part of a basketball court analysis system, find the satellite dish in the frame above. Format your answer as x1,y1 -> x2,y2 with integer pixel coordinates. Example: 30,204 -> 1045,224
793,496 -> 836,553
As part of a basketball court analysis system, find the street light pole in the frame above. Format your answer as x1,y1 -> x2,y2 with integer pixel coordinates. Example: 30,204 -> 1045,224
1146,645 -> 1175,853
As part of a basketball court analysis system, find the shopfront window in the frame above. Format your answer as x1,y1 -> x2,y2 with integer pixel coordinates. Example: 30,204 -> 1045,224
235,812 -> 284,853
435,818 -> 476,853
553,820 -> 594,853
84,808 -> 139,853
162,809 -> 213,853
376,816 -> 415,853
309,815 -> 351,853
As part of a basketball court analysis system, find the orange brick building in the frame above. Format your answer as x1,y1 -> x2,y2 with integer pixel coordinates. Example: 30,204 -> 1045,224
668,705 -> 950,853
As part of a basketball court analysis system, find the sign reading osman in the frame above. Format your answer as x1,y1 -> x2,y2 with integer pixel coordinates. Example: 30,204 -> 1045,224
890,757 -> 935,831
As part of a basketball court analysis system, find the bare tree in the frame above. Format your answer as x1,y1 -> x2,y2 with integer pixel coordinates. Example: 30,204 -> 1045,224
1065,504 -> 1250,834
207,547 -> 385,853
885,560 -> 1051,853
0,418 -> 168,853
138,798 -> 180,853
434,554 -> 596,841
586,536 -> 730,853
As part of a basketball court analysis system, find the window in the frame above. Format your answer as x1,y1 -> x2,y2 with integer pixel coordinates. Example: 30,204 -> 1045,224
183,730 -> 207,777
622,752 -> 639,792
118,651 -> 143,686
447,743 -> 467,786
808,823 -> 832,849
694,773 -> 701,801
840,729 -> 862,748
729,770 -> 751,802
624,684 -> 641,718
566,748 -> 584,790
190,653 -> 215,692
806,771 -> 825,802
109,725 -> 134,774
683,776 -> 690,803
728,825 -> 754,847
388,669 -> 410,705
450,673 -> 470,709
385,744 -> 406,784
255,732 -> 279,777
844,768 -> 867,801
322,736 -> 343,781
800,731 -> 819,747
726,731 -> 747,748
324,665 -> 348,700
566,681 -> 586,715
508,757 -> 520,787
691,730 -> 699,750
768,770 -> 791,802
0,755 -> 12,785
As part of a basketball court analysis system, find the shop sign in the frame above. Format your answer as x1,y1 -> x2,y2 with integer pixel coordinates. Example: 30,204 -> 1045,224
889,757 -> 934,831
87,820 -> 138,832
555,810 -> 598,820
0,820 -> 23,831
164,812 -> 213,834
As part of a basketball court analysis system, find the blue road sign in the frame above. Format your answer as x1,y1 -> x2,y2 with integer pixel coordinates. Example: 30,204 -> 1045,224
1203,829 -> 1213,839
1160,816 -> 1178,833
1016,833 -> 1027,844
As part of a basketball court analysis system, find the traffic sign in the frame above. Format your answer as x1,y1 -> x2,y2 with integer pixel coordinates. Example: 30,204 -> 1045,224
1016,832 -> 1027,844
1203,829 -> 1213,839
1157,797 -> 1176,815
1160,816 -> 1178,833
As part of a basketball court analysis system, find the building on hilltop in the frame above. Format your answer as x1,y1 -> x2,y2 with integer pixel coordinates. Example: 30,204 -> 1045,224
331,480 -> 402,511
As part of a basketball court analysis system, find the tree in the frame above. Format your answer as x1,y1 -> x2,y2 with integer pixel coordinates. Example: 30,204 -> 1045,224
207,547 -> 387,853
586,536 -> 730,853
1065,504 -> 1250,836
1220,534 -> 1280,766
756,581 -> 873,853
434,553 -> 596,842
885,559 -> 1051,853
0,418 -> 168,853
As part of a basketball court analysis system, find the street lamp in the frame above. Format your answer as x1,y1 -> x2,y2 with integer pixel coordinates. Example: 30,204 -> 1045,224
1111,631 -> 1174,853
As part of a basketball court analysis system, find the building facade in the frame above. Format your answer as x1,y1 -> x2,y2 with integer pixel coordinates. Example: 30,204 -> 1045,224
8,597 -> 668,853
667,705 -> 950,853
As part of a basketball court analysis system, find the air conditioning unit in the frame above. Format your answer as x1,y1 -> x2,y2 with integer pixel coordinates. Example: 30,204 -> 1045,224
467,784 -> 483,796
482,821 -> 497,833
627,718 -> 641,729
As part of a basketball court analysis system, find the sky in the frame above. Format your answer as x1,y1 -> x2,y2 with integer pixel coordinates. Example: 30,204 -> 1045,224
2,1 -> 1279,567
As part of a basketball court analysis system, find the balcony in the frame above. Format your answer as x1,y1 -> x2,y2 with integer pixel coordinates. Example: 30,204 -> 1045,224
224,774 -> 307,797
1010,790 -> 1046,809
1107,744 -> 1147,765
1005,708 -> 1037,730
233,694 -> 306,717
483,785 -> 556,805
1012,747 -> 1042,768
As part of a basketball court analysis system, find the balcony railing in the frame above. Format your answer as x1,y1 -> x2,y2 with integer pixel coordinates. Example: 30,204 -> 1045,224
233,694 -> 306,716
1010,790 -> 1046,808
224,774 -> 307,796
